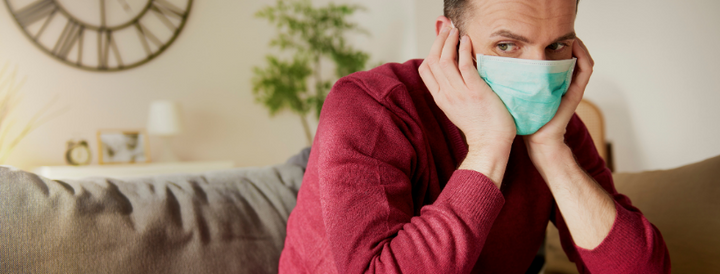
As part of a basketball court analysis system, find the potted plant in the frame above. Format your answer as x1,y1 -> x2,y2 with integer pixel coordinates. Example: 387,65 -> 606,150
252,0 -> 370,145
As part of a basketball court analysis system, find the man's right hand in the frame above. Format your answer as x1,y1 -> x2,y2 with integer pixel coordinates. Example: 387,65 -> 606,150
418,27 -> 516,187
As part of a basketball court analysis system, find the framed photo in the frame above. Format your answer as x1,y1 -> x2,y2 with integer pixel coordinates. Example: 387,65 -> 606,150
97,130 -> 151,164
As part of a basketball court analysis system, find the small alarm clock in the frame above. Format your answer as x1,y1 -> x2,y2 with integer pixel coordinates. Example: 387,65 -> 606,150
66,140 -> 92,166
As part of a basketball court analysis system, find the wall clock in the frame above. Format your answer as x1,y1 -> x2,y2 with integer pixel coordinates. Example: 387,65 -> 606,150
4,0 -> 193,71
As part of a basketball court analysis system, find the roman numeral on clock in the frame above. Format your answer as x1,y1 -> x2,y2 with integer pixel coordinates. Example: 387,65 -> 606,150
15,0 -> 56,26
151,0 -> 185,31
98,30 -> 123,69
13,0 -> 59,40
135,22 -> 163,56
53,20 -> 84,62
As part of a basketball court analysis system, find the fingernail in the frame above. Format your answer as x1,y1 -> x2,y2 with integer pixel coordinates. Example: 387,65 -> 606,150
461,35 -> 468,43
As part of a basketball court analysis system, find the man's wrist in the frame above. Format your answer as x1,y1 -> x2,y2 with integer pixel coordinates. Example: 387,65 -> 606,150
459,144 -> 512,188
527,143 -> 578,184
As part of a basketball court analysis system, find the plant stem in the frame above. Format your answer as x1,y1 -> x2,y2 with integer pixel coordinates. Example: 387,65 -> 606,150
301,54 -> 321,146
299,113 -> 312,146
314,55 -> 323,99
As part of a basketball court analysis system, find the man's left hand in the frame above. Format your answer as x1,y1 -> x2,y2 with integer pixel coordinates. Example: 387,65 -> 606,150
523,38 -> 595,161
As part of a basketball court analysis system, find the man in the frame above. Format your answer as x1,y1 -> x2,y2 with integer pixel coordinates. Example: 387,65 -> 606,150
279,0 -> 670,273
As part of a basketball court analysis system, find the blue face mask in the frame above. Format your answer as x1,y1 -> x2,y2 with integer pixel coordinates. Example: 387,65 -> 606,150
476,54 -> 577,135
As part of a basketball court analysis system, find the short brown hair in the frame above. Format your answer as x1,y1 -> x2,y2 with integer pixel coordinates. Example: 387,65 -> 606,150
444,0 -> 580,34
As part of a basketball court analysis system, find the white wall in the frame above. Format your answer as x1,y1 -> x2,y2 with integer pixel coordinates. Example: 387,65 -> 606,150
576,0 -> 720,172
412,0 -> 720,172
0,0 -> 416,171
2,0 -> 718,173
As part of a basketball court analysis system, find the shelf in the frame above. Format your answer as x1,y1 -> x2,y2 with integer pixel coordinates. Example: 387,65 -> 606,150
34,161 -> 235,180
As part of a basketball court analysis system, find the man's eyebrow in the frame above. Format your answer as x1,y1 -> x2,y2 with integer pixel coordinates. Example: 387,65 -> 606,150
553,32 -> 577,43
490,30 -> 530,43
490,30 -> 577,44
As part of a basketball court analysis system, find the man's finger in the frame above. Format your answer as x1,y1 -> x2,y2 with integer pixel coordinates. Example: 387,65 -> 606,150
419,61 -> 440,95
554,39 -> 593,123
458,35 -> 484,90
425,27 -> 453,93
426,26 -> 452,70
431,28 -> 464,90
553,85 -> 584,125
429,27 -> 452,58
421,27 -> 451,95
570,38 -> 593,92
440,28 -> 459,65
576,38 -> 595,66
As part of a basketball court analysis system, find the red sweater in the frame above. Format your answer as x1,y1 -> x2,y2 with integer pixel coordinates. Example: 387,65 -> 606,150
279,60 -> 670,274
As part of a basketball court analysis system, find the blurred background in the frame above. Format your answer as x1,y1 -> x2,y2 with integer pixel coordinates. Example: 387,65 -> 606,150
0,0 -> 718,173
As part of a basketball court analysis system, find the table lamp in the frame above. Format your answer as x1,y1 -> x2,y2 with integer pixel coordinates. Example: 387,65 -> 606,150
147,100 -> 183,162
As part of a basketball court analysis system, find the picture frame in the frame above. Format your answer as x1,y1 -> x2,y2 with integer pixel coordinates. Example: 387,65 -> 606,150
97,129 -> 151,165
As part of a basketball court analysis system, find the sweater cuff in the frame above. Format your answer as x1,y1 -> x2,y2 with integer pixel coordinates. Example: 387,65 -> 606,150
575,201 -> 647,273
439,169 -> 505,224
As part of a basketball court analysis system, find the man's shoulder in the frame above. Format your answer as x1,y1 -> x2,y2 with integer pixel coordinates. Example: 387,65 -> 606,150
334,59 -> 427,103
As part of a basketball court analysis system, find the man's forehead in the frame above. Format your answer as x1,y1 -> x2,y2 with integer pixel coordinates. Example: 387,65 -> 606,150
470,0 -> 577,18
467,0 -> 577,38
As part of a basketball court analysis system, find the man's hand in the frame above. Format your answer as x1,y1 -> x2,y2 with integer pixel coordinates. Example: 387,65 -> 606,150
418,27 -> 515,187
523,38 -> 594,157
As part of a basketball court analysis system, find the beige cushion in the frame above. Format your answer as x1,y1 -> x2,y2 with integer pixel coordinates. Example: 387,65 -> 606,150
544,154 -> 720,273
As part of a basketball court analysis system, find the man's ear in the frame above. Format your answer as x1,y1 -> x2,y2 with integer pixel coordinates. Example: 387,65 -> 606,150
435,16 -> 453,36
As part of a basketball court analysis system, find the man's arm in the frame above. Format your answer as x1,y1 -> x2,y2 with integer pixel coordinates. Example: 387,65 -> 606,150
315,76 -> 505,273
419,27 -> 516,186
527,140 -> 616,249
519,38 -> 617,250
544,115 -> 671,273
525,39 -> 669,273
310,26 -> 512,274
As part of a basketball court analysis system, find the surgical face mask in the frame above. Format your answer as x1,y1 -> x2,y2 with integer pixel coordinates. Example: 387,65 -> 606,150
476,54 -> 577,135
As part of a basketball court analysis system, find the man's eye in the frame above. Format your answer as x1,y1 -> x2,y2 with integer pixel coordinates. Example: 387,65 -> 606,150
548,42 -> 567,51
497,43 -> 517,52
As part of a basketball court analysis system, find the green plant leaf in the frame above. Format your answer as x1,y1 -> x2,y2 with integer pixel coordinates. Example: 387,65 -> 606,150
251,0 -> 372,142
252,55 -> 312,116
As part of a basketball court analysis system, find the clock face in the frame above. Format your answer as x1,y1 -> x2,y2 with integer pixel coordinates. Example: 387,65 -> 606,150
4,0 -> 193,71
71,145 -> 90,164
66,141 -> 91,165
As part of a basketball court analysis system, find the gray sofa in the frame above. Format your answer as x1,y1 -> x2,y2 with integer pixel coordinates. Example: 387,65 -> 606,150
1,149 -> 309,274
2,148 -> 719,273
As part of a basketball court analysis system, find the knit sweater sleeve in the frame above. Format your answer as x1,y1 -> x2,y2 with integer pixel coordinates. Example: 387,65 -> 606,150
315,77 -> 505,274
552,114 -> 671,274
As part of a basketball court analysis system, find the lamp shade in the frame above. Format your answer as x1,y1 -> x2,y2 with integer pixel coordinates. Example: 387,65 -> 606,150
147,100 -> 183,136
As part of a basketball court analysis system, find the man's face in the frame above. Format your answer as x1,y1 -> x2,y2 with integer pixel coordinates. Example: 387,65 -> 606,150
464,0 -> 577,61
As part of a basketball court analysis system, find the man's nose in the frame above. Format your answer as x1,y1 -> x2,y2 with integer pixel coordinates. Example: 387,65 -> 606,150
524,49 -> 547,60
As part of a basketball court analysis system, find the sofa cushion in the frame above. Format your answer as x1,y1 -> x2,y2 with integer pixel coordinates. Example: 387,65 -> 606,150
544,154 -> 720,274
0,161 -> 304,274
